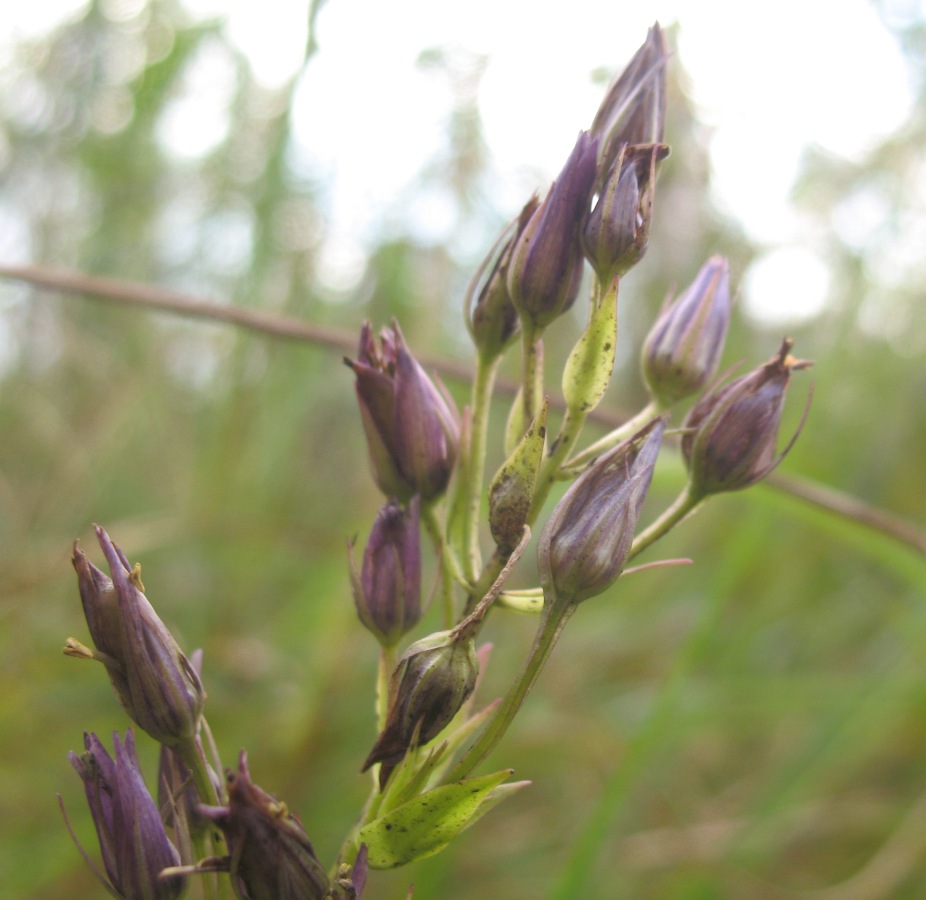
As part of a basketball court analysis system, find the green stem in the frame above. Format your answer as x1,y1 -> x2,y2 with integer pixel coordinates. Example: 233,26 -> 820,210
562,399 -> 663,476
628,483 -> 702,561
421,503 -> 459,628
460,353 -> 501,582
446,598 -> 576,782
521,326 -> 542,426
176,734 -> 229,900
528,405 -> 587,525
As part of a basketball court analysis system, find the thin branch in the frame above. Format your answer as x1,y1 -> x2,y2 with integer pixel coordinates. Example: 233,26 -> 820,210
2,261 -> 924,560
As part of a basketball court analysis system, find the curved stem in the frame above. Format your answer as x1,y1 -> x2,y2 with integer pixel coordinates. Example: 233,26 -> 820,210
421,503 -> 460,628
446,598 -> 576,782
628,483 -> 702,561
563,399 -> 663,476
460,354 -> 501,582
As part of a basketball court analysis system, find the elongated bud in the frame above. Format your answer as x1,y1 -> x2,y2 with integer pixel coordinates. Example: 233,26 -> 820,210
562,275 -> 619,416
465,201 -> 537,361
591,23 -> 668,174
582,143 -> 668,283
198,751 -> 329,900
349,497 -> 422,647
345,321 -> 460,501
682,338 -> 813,499
507,131 -> 599,333
642,256 -> 732,405
67,730 -> 186,900
69,526 -> 205,747
489,398 -> 548,554
538,418 -> 665,605
362,630 -> 478,784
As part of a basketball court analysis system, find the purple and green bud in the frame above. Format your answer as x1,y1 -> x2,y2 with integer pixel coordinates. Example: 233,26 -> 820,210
69,526 -> 205,747
489,398 -> 548,554
582,142 -> 668,284
68,730 -> 186,900
506,131 -> 599,333
466,201 -> 538,362
590,23 -> 669,175
681,338 -> 813,499
345,320 -> 461,502
642,255 -> 732,405
198,751 -> 329,900
349,497 -> 422,647
362,629 -> 478,785
538,418 -> 665,605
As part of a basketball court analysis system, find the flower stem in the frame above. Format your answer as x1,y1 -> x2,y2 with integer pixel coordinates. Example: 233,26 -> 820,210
628,483 -> 702,560
446,597 -> 576,782
562,399 -> 663,476
421,503 -> 460,628
528,406 -> 587,524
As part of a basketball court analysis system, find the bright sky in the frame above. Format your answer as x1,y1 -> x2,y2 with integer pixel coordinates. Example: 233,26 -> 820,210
2,0 -> 918,327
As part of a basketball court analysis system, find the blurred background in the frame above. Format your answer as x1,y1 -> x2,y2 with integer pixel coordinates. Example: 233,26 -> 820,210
2,0 -> 925,897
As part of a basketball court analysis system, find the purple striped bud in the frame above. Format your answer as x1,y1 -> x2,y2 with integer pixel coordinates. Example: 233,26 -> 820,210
198,751 -> 329,900
583,142 -> 668,283
345,321 -> 460,502
642,256 -> 732,405
538,418 -> 665,605
349,497 -> 422,647
681,338 -> 813,498
506,131 -> 599,332
70,526 -> 205,747
590,23 -> 669,176
67,730 -> 185,900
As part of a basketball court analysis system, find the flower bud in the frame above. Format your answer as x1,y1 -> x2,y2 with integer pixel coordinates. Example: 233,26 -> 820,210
642,255 -> 732,405
582,142 -> 668,283
362,630 -> 478,782
198,751 -> 329,900
67,729 -> 186,900
349,497 -> 422,647
345,321 -> 460,501
465,201 -> 538,361
70,526 -> 205,747
590,23 -> 668,173
681,338 -> 813,499
506,131 -> 599,333
538,418 -> 665,605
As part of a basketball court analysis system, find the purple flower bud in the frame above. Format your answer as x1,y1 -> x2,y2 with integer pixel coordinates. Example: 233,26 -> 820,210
349,497 -> 422,647
538,418 -> 665,605
642,256 -> 732,405
591,23 -> 668,174
682,338 -> 813,498
345,321 -> 460,501
465,200 -> 538,361
362,630 -> 478,784
198,751 -> 329,900
583,142 -> 668,283
68,730 -> 186,900
70,526 -> 205,747
506,131 -> 599,332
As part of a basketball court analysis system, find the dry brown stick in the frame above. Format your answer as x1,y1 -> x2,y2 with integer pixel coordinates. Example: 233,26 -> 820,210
3,261 -> 924,559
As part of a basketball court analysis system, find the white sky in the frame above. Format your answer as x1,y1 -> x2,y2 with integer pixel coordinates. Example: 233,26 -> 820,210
1,0 -> 919,327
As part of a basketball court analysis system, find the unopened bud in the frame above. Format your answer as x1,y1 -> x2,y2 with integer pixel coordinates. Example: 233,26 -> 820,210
362,630 -> 478,782
349,497 -> 422,647
538,418 -> 665,605
345,321 -> 460,502
507,131 -> 599,333
69,526 -> 205,747
642,256 -> 731,405
198,751 -> 329,900
682,338 -> 813,499
583,143 -> 668,283
67,730 -> 186,900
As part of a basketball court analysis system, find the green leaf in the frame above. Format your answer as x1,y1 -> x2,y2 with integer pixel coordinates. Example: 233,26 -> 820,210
359,770 -> 518,869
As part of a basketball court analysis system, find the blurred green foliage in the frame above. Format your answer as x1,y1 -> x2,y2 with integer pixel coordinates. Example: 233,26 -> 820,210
1,1 -> 925,898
